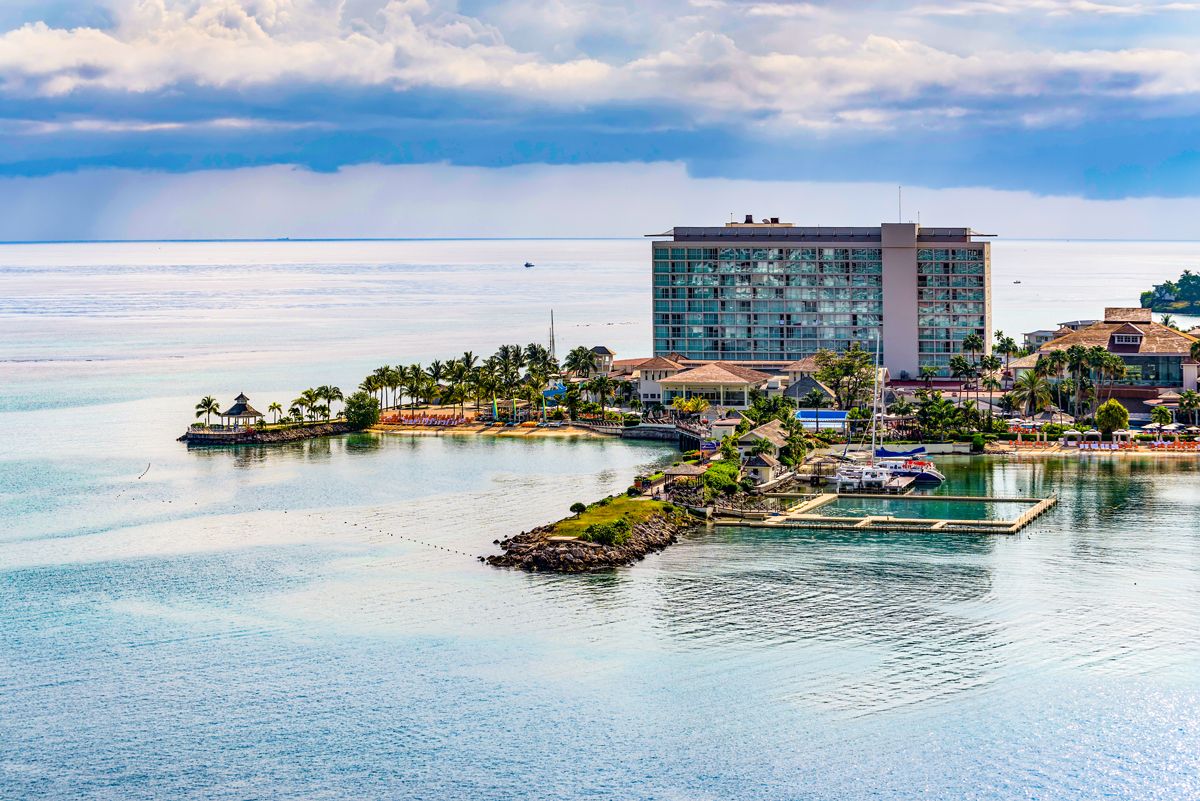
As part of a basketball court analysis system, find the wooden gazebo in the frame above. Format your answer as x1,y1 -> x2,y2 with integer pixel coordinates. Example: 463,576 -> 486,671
663,463 -> 708,485
218,393 -> 264,430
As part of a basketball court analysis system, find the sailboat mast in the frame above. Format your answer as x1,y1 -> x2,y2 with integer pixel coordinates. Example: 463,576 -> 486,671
869,336 -> 881,465
549,310 -> 556,359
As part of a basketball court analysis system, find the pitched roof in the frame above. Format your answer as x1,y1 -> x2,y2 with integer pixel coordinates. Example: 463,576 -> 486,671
783,375 -> 834,401
780,355 -> 819,373
637,356 -> 683,371
738,418 -> 788,448
1035,319 -> 1198,356
590,345 -> 615,355
658,362 -> 772,386
609,357 -> 649,377
1009,352 -> 1040,370
745,453 -> 781,468
221,393 -> 262,418
1111,323 -> 1145,337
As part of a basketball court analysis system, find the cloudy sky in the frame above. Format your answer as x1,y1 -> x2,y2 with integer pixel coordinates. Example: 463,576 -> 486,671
3,0 -> 1200,239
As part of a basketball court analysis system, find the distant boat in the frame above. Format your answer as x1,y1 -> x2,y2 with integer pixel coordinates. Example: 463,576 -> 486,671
524,262 -> 534,268
1013,280 -> 1022,284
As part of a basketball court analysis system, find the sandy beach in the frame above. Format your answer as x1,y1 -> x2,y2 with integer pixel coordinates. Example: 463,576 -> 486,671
370,421 -> 609,440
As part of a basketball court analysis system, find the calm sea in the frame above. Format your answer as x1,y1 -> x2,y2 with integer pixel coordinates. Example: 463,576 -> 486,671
2,240 -> 1199,800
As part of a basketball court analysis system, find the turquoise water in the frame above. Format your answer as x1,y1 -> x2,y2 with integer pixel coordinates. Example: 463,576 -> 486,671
3,241 -> 1200,800
827,496 -> 1033,521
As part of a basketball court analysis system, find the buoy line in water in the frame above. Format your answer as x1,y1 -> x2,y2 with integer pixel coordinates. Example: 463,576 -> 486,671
344,520 -> 476,558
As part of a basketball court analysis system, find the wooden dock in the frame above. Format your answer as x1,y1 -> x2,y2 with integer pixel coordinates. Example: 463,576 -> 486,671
715,492 -> 1057,535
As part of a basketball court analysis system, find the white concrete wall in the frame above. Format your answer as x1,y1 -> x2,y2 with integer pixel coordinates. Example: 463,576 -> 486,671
881,223 -> 920,379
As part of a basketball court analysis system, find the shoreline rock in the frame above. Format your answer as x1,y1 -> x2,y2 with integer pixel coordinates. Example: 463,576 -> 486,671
178,422 -> 357,445
486,511 -> 696,573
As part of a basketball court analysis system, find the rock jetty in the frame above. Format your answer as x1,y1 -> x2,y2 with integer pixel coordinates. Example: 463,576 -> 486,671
486,511 -> 694,572
178,422 -> 357,445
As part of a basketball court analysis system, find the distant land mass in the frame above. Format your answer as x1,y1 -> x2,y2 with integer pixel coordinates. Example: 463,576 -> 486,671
1141,269 -> 1200,314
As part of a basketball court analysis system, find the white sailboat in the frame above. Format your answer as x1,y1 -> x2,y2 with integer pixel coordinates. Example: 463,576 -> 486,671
829,339 -> 945,490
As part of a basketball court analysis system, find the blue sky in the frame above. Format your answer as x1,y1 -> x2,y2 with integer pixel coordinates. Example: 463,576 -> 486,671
3,0 -> 1200,237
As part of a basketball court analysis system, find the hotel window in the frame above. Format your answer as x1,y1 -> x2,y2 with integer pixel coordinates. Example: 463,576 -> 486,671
1114,334 -> 1142,345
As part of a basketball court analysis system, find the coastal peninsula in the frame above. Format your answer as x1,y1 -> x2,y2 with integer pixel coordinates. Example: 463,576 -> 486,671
487,497 -> 698,572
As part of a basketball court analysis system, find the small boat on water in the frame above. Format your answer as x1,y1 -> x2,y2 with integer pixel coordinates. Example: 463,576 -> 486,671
829,465 -> 890,492
524,261 -> 534,268
876,457 -> 946,485
829,339 -> 946,490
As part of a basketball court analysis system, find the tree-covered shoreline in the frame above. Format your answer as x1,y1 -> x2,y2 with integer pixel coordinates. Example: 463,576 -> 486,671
1141,270 -> 1200,313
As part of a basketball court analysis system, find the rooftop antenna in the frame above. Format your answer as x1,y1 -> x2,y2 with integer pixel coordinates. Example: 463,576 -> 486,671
898,185 -> 903,223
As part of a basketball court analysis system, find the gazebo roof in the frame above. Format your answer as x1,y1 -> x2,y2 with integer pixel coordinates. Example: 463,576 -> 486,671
221,392 -> 263,418
663,463 -> 708,477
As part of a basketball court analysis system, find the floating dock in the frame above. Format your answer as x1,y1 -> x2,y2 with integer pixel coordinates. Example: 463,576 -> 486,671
717,492 -> 1057,535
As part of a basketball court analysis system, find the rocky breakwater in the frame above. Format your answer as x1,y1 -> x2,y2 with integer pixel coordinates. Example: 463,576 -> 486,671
486,500 -> 696,573
179,422 -> 356,445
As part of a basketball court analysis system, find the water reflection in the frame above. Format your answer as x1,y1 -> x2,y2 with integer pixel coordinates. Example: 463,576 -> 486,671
647,526 -> 999,715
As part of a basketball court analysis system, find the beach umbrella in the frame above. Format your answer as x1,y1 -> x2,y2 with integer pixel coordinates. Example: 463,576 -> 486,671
1142,422 -> 1161,431
1083,429 -> 1101,439
1162,423 -> 1182,431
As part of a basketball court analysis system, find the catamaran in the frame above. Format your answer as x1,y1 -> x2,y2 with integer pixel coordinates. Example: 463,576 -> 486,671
876,456 -> 945,484
829,340 -> 945,489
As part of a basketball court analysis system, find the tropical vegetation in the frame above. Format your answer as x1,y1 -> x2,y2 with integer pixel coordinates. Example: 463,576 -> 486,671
1141,268 -> 1200,314
343,390 -> 381,430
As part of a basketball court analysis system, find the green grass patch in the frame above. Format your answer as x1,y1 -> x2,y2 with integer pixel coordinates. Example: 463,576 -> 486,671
551,496 -> 674,540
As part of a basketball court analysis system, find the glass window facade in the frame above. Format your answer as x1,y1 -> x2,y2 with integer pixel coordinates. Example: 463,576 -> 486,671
652,245 -> 884,362
1114,356 -> 1183,387
916,247 -> 987,374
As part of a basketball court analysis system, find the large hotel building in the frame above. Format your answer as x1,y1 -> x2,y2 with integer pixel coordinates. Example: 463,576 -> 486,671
650,219 -> 992,378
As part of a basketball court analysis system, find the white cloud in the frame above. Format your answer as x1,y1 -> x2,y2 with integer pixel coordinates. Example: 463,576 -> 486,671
0,0 -> 1198,131
913,0 -> 1200,16
3,115 -> 323,134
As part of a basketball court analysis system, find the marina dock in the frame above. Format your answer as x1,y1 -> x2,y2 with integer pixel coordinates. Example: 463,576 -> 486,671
717,492 -> 1057,535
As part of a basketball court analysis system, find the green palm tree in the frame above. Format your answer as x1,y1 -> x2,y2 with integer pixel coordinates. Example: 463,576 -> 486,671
402,364 -> 424,418
267,402 -> 283,424
427,360 -> 445,386
1151,405 -> 1174,426
918,364 -> 939,388
195,395 -> 220,427
293,388 -> 319,424
316,385 -> 342,421
1160,313 -> 1177,330
368,366 -> 391,408
587,374 -> 616,411
996,335 -> 1020,372
1009,370 -> 1052,417
961,332 -> 985,365
563,345 -> 598,378
562,383 -> 583,420
1178,389 -> 1200,426
359,375 -> 381,408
